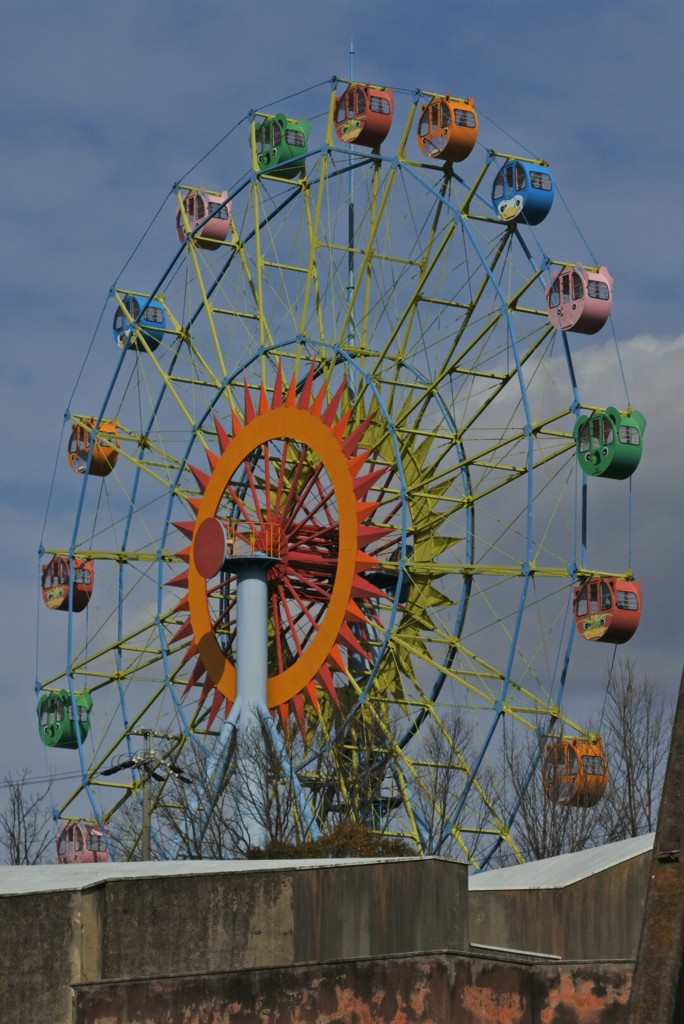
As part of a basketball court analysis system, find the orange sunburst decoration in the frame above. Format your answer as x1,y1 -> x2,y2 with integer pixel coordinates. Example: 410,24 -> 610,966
167,359 -> 394,735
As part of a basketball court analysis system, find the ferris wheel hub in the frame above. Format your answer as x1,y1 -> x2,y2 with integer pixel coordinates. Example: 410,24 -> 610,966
193,516 -> 228,579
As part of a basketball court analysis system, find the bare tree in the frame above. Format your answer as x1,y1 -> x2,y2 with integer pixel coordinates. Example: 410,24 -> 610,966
494,727 -> 602,865
408,710 -> 482,858
0,769 -> 54,865
493,659 -> 672,865
226,721 -> 302,854
597,658 -> 671,841
109,723 -> 307,860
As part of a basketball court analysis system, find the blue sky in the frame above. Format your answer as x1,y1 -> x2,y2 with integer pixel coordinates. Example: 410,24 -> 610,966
1,2 -> 683,791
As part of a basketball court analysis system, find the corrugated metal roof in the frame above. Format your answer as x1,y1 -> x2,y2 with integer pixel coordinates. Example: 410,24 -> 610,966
470,833 -> 654,891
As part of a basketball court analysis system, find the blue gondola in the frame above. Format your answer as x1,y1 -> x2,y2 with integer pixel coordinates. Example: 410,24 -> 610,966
113,294 -> 166,351
491,159 -> 555,225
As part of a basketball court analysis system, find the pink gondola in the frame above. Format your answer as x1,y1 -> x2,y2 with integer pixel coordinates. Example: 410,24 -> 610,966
546,264 -> 613,334
56,820 -> 110,864
176,190 -> 231,250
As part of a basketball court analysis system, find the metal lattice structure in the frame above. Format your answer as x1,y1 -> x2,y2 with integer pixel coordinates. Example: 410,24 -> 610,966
37,78 -> 636,867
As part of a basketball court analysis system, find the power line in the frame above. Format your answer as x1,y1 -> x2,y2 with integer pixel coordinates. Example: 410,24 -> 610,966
0,770 -> 84,791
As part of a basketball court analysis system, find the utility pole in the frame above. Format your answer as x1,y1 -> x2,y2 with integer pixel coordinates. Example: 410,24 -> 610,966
102,729 -> 192,861
626,665 -> 684,1023
141,730 -> 152,862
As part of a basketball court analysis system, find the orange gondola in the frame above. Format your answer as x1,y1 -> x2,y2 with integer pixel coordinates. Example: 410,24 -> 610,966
416,94 -> 478,162
573,576 -> 641,644
67,417 -> 119,477
334,83 -> 393,148
176,189 -> 231,250
41,555 -> 94,612
543,736 -> 608,807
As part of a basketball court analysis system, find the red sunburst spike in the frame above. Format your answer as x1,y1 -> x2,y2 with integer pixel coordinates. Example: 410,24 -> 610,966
176,544 -> 192,564
198,675 -> 215,706
297,362 -> 318,409
285,366 -> 299,408
347,450 -> 372,476
327,644 -> 347,673
182,658 -> 207,696
166,568 -> 190,589
180,641 -> 198,666
277,702 -> 290,733
207,689 -> 227,728
339,417 -> 373,455
186,497 -> 203,514
242,379 -> 256,423
169,617 -> 195,645
356,523 -> 394,547
337,622 -> 371,659
214,415 -> 231,452
290,693 -> 307,739
321,376 -> 348,425
345,598 -> 370,625
187,659 -> 207,686
205,447 -> 220,472
353,467 -> 390,499
350,573 -> 387,601
356,501 -> 382,521
310,379 -> 327,417
331,406 -> 352,437
231,407 -> 244,437
259,380 -> 269,415
172,520 -> 197,540
171,594 -> 190,615
355,550 -> 381,573
272,361 -> 285,408
304,680 -> 320,714
315,664 -> 340,706
188,463 -> 211,491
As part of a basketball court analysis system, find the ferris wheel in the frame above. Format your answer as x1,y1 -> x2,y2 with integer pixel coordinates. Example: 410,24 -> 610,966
36,78 -> 645,867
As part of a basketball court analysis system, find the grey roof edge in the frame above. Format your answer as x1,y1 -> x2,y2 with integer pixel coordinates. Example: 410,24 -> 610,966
0,854 -> 463,897
469,833 -> 655,891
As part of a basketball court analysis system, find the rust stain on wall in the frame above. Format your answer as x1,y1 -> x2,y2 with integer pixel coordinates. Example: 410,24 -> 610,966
461,983 -> 526,1023
539,969 -> 632,1024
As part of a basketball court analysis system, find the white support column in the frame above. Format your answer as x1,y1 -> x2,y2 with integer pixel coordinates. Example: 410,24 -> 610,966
228,552 -> 276,849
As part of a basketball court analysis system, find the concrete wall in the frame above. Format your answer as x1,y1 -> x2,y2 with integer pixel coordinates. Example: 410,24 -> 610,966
0,890 -> 78,1024
0,857 -> 468,1024
72,951 -> 634,1024
469,852 -> 649,960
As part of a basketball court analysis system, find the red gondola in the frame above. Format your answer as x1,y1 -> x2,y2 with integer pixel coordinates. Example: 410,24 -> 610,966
543,737 -> 608,807
334,83 -> 393,148
67,418 -> 119,477
416,95 -> 478,163
546,264 -> 613,334
176,190 -> 231,250
41,555 -> 94,612
56,819 -> 110,864
573,576 -> 641,644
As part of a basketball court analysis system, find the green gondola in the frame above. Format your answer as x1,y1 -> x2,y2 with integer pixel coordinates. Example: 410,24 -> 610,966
573,407 -> 646,480
253,112 -> 310,179
37,690 -> 93,749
